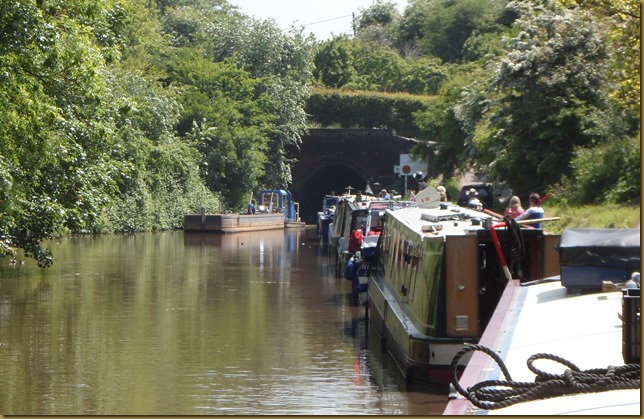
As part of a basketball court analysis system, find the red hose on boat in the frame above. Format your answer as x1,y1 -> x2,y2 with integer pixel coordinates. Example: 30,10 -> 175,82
490,221 -> 513,281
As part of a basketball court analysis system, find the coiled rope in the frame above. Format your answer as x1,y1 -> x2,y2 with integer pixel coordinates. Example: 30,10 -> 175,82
450,344 -> 641,410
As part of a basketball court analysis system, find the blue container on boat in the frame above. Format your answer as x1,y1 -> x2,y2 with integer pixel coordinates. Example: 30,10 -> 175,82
557,228 -> 640,290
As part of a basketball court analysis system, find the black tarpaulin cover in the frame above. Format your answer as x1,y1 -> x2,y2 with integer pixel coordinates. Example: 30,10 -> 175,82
557,228 -> 640,269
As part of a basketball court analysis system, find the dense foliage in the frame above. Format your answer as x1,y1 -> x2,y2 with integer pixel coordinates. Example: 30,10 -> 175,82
0,0 -> 314,265
0,0 -> 639,265
306,88 -> 433,137
312,0 -> 639,206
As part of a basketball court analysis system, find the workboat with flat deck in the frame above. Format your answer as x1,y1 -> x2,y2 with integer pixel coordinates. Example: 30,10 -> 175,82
366,187 -> 560,388
184,189 -> 303,233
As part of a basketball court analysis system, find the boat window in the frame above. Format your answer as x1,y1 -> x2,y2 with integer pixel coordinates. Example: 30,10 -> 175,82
403,240 -> 414,264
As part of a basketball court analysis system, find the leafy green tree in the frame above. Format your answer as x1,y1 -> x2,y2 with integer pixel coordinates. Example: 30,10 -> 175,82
395,0 -> 432,51
399,56 -> 448,95
203,17 -> 316,190
419,0 -> 509,63
413,64 -> 484,176
313,36 -> 355,88
356,0 -> 400,31
0,0 -> 129,266
165,48 -> 272,210
354,0 -> 401,48
99,64 -> 219,231
456,0 -> 619,196
557,0 -> 640,116
344,41 -> 405,92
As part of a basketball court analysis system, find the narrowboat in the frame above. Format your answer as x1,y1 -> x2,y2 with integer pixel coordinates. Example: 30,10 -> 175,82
366,187 -> 561,388
444,276 -> 640,415
316,195 -> 341,240
328,198 -> 361,253
184,189 -> 303,233
334,199 -> 411,278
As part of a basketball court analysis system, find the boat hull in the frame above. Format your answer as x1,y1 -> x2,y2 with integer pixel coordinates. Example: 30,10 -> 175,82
367,273 -> 475,388
184,213 -> 286,233
366,203 -> 561,389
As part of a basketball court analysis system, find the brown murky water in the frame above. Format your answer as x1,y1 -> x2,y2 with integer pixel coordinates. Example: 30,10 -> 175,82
0,229 -> 447,415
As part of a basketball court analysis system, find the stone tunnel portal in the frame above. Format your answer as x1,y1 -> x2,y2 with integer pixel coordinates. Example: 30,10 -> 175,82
294,162 -> 367,225
287,129 -> 423,225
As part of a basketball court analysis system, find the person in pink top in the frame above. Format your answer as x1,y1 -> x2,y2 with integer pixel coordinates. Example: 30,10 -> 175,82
504,195 -> 525,218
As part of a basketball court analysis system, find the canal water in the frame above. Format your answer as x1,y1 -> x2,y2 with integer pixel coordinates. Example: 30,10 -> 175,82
0,228 -> 448,415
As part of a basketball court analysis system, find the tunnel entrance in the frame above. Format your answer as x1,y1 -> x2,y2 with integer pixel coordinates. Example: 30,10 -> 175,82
292,163 -> 367,225
287,128 -> 424,225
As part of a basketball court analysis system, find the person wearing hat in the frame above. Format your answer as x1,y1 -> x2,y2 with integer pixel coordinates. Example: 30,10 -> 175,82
467,188 -> 483,211
437,185 -> 448,202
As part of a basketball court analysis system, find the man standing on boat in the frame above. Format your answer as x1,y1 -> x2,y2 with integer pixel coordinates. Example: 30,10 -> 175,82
349,225 -> 364,252
467,188 -> 483,211
247,199 -> 256,214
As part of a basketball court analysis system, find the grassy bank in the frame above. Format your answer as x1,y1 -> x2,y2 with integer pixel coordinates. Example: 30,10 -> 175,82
539,204 -> 640,234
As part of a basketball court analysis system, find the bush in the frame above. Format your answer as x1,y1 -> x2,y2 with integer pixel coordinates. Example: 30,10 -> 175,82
306,88 -> 436,138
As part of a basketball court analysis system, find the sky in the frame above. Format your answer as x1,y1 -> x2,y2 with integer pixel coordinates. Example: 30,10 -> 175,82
227,0 -> 408,41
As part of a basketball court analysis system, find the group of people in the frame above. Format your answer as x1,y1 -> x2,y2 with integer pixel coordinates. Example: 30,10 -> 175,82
504,193 -> 545,228
467,188 -> 545,228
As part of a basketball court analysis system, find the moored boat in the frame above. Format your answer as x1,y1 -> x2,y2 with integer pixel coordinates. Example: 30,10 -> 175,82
316,195 -> 341,240
334,199 -> 413,278
184,189 -> 303,233
366,187 -> 561,388
444,277 -> 641,415
444,226 -> 641,414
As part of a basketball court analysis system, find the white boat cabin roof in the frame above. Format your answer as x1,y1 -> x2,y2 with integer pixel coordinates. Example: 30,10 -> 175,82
385,202 -> 493,238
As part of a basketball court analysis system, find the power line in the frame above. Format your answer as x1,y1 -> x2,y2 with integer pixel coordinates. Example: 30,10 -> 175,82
299,14 -> 353,27
283,13 -> 353,30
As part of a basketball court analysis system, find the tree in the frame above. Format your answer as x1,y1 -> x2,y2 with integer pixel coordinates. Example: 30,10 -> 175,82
345,41 -> 406,92
419,0 -> 509,63
399,56 -> 448,95
355,0 -> 401,32
203,17 -> 316,190
413,64 -> 485,177
557,0 -> 640,116
313,36 -> 355,88
166,48 -> 272,210
0,0 -> 129,266
456,0 -> 619,196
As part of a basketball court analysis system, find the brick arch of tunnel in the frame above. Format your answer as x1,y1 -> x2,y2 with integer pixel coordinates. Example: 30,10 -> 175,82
287,129 -> 427,225
291,158 -> 371,224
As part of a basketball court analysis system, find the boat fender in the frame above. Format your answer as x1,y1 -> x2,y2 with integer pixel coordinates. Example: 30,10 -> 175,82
344,258 -> 361,281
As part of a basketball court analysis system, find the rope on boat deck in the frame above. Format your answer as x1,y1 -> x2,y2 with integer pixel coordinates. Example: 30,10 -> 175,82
450,344 -> 641,410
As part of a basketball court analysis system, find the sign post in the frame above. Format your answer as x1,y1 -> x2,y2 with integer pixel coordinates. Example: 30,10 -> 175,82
399,154 -> 428,198
402,164 -> 411,197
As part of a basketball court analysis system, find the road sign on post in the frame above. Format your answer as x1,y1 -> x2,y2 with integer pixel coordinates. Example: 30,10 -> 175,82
399,154 -> 428,177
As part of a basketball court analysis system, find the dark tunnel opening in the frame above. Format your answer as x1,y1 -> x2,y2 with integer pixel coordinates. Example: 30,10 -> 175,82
292,164 -> 367,225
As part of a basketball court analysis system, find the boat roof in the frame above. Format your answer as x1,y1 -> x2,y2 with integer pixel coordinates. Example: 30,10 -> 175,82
444,278 -> 641,415
385,202 -> 493,238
